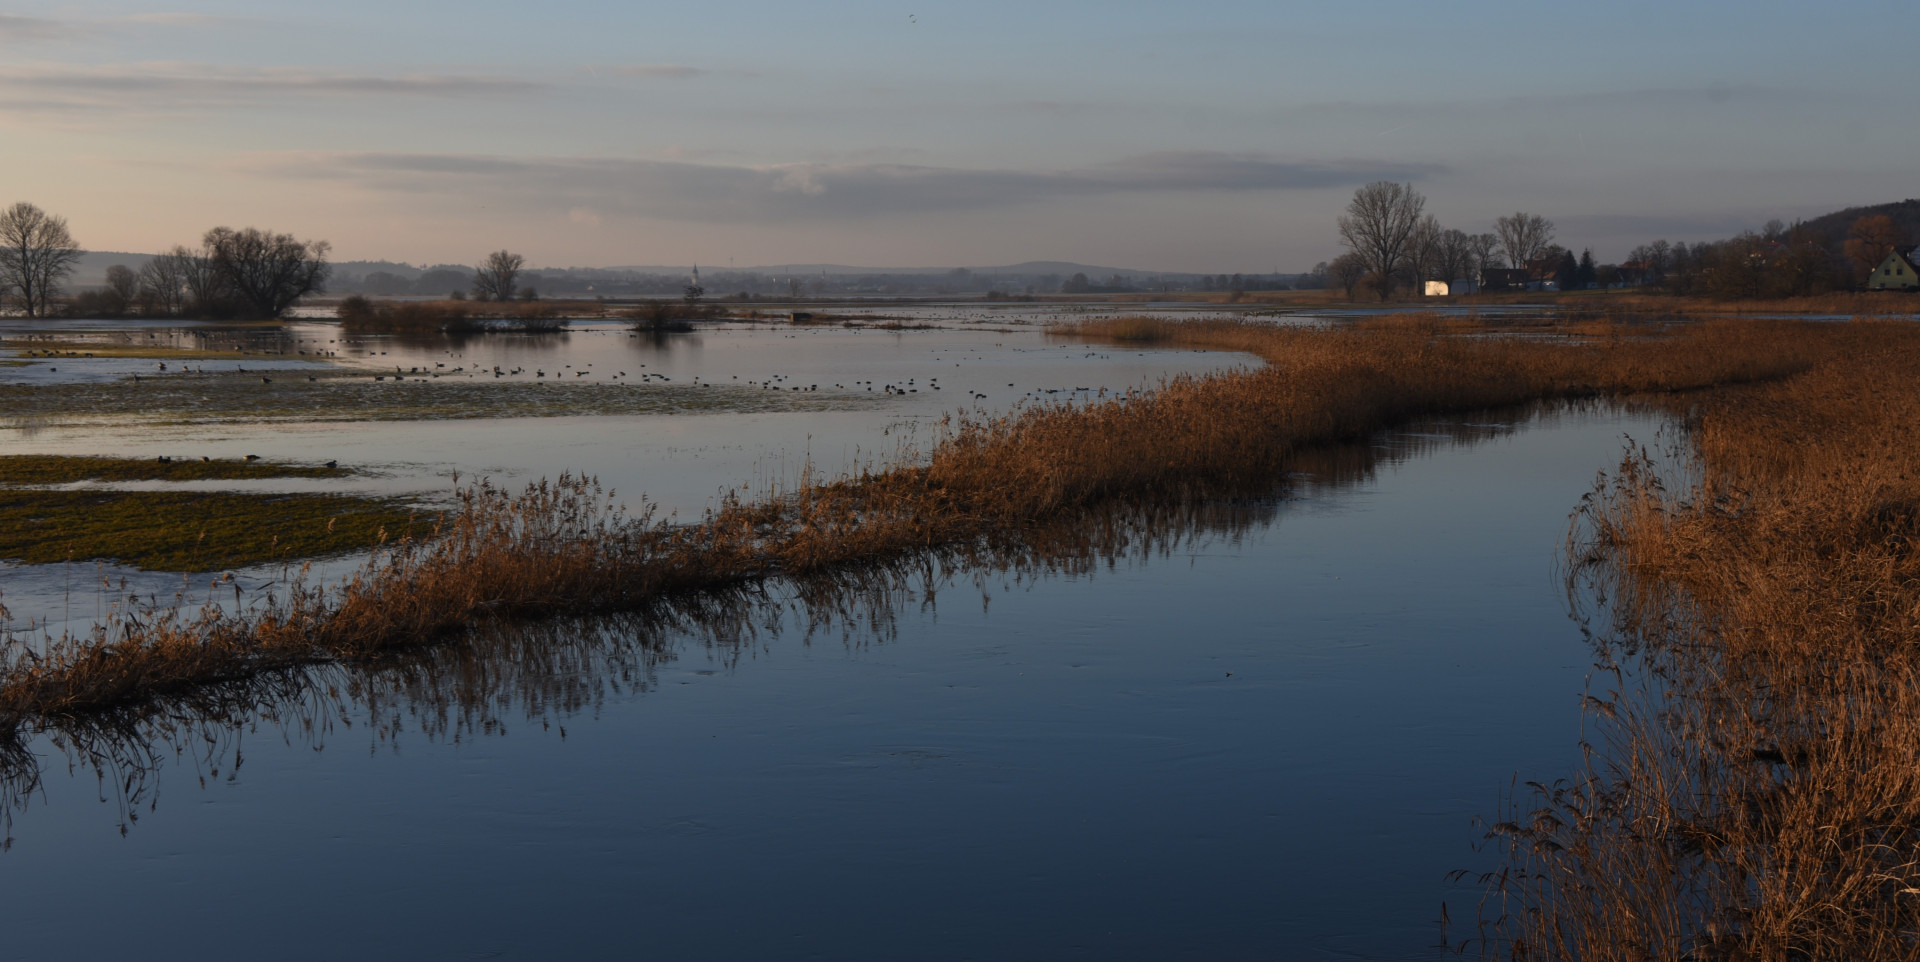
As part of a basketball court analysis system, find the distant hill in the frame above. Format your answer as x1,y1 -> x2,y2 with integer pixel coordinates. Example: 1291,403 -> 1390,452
1796,198 -> 1920,247
736,261 -> 1191,279
67,251 -> 152,288
65,254 -> 1248,293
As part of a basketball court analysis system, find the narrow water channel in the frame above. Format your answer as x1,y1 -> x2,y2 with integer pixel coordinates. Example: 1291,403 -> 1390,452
0,401 -> 1659,959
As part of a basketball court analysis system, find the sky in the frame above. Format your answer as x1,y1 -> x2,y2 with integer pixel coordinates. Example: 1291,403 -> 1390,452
0,1 -> 1913,272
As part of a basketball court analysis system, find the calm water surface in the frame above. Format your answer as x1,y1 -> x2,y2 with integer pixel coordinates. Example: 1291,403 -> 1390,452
0,402 -> 1654,960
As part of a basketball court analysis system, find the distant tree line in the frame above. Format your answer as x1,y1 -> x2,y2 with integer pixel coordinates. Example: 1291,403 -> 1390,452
1059,271 -> 1291,295
1619,215 -> 1908,299
1327,182 -> 1525,300
1330,183 -> 1920,301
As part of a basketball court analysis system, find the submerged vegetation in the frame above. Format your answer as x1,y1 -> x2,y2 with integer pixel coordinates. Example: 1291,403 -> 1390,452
0,489 -> 425,571
0,455 -> 349,485
0,457 -> 411,571
0,370 -> 861,426
336,295 -> 571,333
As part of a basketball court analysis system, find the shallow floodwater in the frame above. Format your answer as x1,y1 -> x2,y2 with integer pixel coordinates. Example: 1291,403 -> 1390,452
0,402 -> 1653,960
3,319 -> 1251,513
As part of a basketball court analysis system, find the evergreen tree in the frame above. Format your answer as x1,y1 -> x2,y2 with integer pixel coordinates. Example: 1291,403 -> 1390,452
1554,250 -> 1579,291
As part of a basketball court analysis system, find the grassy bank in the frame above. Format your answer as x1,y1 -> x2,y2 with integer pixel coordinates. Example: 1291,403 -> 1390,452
0,490 -> 429,571
0,455 -> 349,485
0,315 -> 1847,727
0,458 -> 421,570
1472,324 -> 1920,958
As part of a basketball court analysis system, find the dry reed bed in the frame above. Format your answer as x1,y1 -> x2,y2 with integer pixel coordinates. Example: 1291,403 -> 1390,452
0,317 -> 1839,732
1477,320 -> 1920,959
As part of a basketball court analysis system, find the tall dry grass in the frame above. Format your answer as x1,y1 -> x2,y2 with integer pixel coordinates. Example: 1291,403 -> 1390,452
0,317 -> 1846,732
0,413 -> 1579,843
1471,319 -> 1920,960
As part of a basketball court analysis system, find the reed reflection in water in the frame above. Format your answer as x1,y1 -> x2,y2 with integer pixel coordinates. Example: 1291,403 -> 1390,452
0,406 -> 1564,837
0,402 -> 1645,961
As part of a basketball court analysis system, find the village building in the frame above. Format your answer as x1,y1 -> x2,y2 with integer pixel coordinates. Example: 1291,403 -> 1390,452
1479,268 -> 1530,293
1866,247 -> 1920,291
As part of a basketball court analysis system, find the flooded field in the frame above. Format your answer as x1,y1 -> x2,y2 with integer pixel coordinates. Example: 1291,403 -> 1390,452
3,316 -> 1252,511
0,309 -> 1661,958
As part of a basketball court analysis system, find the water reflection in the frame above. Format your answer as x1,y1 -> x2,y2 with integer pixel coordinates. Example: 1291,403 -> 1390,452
0,405 -> 1571,845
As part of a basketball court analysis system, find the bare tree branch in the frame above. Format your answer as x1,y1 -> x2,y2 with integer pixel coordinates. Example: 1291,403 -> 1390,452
204,227 -> 330,318
0,202 -> 83,317
1336,181 -> 1426,300
471,250 -> 524,302
1495,212 -> 1555,272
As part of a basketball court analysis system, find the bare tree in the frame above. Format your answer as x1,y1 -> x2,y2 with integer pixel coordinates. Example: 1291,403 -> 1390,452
137,247 -> 194,316
1494,212 -> 1555,272
1326,252 -> 1369,299
1434,229 -> 1474,291
0,202 -> 83,317
1337,182 -> 1427,300
471,249 -> 524,302
181,243 -> 231,315
1844,216 -> 1907,284
1403,215 -> 1443,290
205,227 -> 330,318
1469,233 -> 1501,268
103,264 -> 139,314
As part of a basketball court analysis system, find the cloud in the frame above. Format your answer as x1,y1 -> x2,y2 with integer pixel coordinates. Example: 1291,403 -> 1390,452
246,150 -> 1444,223
0,62 -> 545,109
610,64 -> 706,79
0,15 -> 77,42
0,12 -> 244,42
1270,83 -> 1816,122
121,13 -> 237,25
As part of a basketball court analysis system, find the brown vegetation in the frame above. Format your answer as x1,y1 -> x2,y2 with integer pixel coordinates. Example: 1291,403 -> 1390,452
1471,319 -> 1920,960
0,314 -> 1839,732
336,296 -> 572,333
1452,289 -> 1920,317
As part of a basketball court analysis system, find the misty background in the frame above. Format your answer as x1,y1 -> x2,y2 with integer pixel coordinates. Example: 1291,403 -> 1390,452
1,1 -> 1913,274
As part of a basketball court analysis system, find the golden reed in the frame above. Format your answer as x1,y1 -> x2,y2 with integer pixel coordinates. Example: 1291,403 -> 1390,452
0,316 -> 1843,732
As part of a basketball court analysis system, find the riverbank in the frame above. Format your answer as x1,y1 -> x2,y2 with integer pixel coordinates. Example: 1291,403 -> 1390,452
0,315 -> 1846,728
1477,320 -> 1920,959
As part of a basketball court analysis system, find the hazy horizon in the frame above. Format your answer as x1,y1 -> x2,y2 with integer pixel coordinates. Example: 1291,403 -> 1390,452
2,1 -> 1912,271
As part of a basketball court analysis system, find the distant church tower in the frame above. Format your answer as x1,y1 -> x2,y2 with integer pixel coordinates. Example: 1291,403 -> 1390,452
690,264 -> 701,287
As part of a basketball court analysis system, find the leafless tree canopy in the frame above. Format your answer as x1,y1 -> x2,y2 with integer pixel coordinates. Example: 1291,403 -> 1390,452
471,250 -> 525,302
205,227 -> 331,318
1469,233 -> 1502,271
102,264 -> 138,312
1403,215 -> 1442,286
0,202 -> 83,317
1326,252 -> 1369,299
1495,212 -> 1555,270
1434,228 -> 1475,289
136,246 -> 195,316
1337,181 -> 1427,300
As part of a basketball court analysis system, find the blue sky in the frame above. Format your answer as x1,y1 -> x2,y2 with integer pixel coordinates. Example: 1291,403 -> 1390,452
0,1 -> 1911,270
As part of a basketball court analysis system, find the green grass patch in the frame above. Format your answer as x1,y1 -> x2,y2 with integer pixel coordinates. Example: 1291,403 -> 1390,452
0,455 -> 351,485
0,489 -> 433,571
